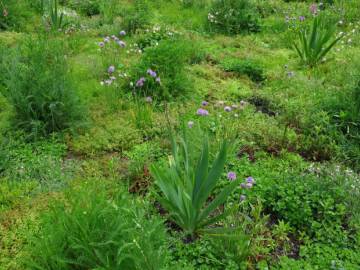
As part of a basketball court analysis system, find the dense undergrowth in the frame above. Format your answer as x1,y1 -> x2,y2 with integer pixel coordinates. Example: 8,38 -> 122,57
0,0 -> 360,269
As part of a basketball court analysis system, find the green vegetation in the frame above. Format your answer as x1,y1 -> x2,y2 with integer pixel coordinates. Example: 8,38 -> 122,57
0,0 -> 360,269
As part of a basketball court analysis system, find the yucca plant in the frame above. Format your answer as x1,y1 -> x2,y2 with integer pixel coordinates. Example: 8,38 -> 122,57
293,14 -> 343,67
151,134 -> 240,237
47,0 -> 67,31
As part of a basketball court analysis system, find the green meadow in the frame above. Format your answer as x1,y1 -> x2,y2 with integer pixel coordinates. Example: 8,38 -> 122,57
0,0 -> 359,269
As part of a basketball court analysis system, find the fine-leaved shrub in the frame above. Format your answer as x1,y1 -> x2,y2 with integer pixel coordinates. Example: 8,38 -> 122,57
130,38 -> 203,100
68,0 -> 100,16
1,36 -> 85,138
207,0 -> 260,35
25,183 -> 170,270
0,0 -> 36,31
122,0 -> 151,35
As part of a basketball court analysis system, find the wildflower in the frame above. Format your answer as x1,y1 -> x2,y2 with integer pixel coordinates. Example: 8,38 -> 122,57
246,177 -> 255,184
224,106 -> 232,112
309,4 -> 318,15
117,40 -> 126,47
105,79 -> 113,86
201,100 -> 209,106
108,65 -> 115,74
145,96 -> 153,103
197,108 -> 209,116
110,76 -> 116,81
285,16 -> 290,23
111,35 -> 116,39
338,20 -> 344,25
100,81 -> 104,86
130,82 -> 134,87
114,37 -> 119,42
147,69 -> 157,78
99,42 -> 105,48
156,77 -> 161,84
188,121 -> 194,128
3,9 -> 8,17
217,100 -> 225,106
245,182 -> 253,189
136,77 -> 146,87
231,104 -> 238,109
240,183 -> 246,189
234,113 -> 239,118
119,30 -> 126,36
104,37 -> 110,43
299,16 -> 305,22
240,195 -> 246,202
227,172 -> 237,181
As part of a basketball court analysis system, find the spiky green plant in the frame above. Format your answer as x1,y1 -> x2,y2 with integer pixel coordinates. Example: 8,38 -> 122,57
293,15 -> 343,67
151,134 -> 240,237
48,0 -> 67,31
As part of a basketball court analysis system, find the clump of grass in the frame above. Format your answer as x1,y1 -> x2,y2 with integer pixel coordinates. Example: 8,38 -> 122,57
221,58 -> 266,82
25,182 -> 170,270
1,35 -> 86,139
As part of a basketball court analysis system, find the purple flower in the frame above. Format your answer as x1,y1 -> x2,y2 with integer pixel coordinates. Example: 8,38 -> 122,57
246,177 -> 255,184
224,106 -> 232,112
156,77 -> 161,84
119,30 -> 126,36
240,195 -> 246,202
227,172 -> 237,181
108,65 -> 115,74
240,183 -> 246,189
147,69 -> 157,78
117,40 -> 126,48
188,121 -> 194,128
310,4 -> 318,15
145,96 -> 153,103
299,16 -> 305,22
197,108 -> 209,116
136,77 -> 146,87
99,42 -> 105,48
201,101 -> 209,106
